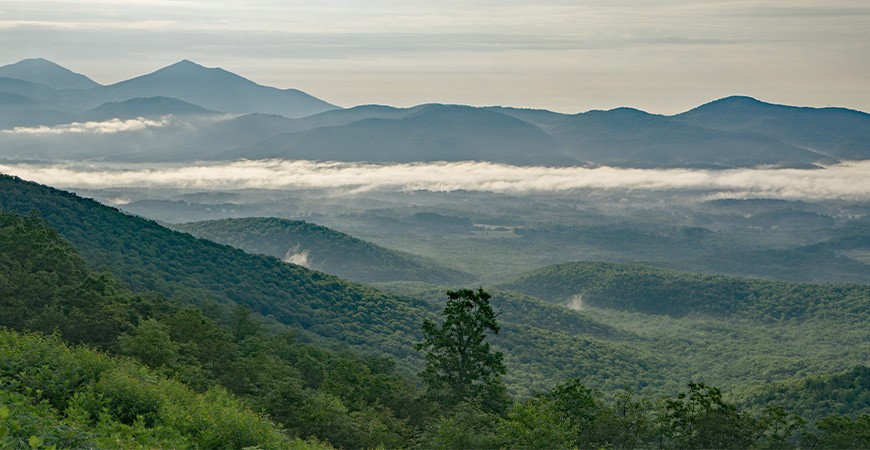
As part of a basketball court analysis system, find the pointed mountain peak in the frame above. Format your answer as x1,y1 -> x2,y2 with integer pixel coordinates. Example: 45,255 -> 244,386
169,59 -> 206,69
0,57 -> 100,90
157,59 -> 214,74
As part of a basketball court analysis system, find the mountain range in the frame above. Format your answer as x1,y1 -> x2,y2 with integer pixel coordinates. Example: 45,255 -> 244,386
1,58 -> 868,168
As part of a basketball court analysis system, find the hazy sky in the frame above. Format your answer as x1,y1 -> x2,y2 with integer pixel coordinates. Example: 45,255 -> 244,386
1,0 -> 868,114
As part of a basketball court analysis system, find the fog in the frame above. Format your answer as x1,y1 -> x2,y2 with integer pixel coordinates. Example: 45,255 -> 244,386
1,159 -> 869,201
0,117 -> 171,135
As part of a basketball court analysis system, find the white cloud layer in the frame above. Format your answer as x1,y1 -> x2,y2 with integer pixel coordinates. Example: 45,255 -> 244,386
0,117 -> 170,135
1,159 -> 869,201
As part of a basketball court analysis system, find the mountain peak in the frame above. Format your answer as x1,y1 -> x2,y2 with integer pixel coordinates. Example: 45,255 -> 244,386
104,60 -> 338,118
0,58 -> 100,90
170,59 -> 205,68
158,59 -> 215,74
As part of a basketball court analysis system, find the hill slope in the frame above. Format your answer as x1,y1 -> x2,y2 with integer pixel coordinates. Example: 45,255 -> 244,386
81,96 -> 220,121
174,217 -> 474,285
0,58 -> 100,90
237,104 -> 570,165
0,174 -> 431,360
676,96 -> 870,161
99,60 -> 337,118
0,175 -> 666,395
500,261 -> 869,321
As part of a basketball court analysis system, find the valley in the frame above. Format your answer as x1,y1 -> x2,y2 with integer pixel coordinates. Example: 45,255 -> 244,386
0,55 -> 867,448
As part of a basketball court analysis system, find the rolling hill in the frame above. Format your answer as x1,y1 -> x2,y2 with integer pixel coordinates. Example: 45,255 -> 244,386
0,58 -> 100,90
97,60 -> 338,118
0,174 -> 867,417
235,104 -> 571,165
499,261 -> 870,321
81,96 -> 221,121
1,57 -> 868,167
675,96 -> 870,161
173,217 -> 474,285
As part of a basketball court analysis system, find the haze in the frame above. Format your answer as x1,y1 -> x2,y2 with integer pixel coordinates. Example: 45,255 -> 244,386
2,0 -> 869,114
4,160 -> 869,201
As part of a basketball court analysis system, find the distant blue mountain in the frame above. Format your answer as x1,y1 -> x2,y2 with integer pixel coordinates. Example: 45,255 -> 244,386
81,96 -> 220,121
98,60 -> 337,118
0,57 -> 867,168
0,58 -> 100,90
675,96 -> 870,160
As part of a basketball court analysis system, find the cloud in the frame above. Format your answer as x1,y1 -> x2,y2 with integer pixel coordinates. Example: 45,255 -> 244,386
1,159 -> 869,201
0,117 -> 171,135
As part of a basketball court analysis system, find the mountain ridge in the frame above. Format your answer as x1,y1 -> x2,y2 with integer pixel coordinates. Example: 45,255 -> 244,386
0,58 -> 101,90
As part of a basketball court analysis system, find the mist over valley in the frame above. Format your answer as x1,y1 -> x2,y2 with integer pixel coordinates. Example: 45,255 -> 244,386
0,52 -> 868,448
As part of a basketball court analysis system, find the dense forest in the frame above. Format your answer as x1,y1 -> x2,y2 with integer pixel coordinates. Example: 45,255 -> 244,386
1,175 -> 868,448
173,217 -> 473,284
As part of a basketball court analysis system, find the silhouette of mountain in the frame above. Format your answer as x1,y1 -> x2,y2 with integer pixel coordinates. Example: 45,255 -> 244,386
676,96 -> 870,160
81,96 -> 220,121
99,60 -> 337,118
235,104 -> 570,165
0,58 -> 100,90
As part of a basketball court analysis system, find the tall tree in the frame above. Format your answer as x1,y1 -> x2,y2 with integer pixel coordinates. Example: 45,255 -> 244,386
416,288 -> 507,412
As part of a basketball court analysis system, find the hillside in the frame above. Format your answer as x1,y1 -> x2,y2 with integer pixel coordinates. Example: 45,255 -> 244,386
499,261 -> 870,321
745,365 -> 870,422
0,174 -> 432,361
174,217 -> 474,284
236,104 -> 571,165
0,58 -> 100,90
0,210 -> 427,448
0,329 -> 307,449
81,96 -> 220,121
1,175 -> 868,414
0,175 -> 666,395
676,96 -> 870,161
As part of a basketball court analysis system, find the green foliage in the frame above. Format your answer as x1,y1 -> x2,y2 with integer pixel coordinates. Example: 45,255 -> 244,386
501,261 -> 870,322
118,319 -> 179,369
498,398 -> 574,449
748,365 -> 870,421
0,329 -> 297,449
417,289 -> 508,412
0,175 -> 435,362
174,217 -> 473,284
805,414 -> 870,449
661,383 -> 758,449
420,402 -> 503,450
0,209 -> 419,448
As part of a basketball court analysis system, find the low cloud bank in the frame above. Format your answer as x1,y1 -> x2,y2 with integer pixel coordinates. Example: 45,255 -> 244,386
0,117 -> 170,135
1,159 -> 868,200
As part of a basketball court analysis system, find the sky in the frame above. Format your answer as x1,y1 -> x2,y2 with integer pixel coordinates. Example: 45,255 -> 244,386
1,0 -> 869,114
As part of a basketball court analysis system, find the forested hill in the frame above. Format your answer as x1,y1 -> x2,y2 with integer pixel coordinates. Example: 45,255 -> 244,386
0,174 -> 434,361
0,210 -> 426,447
746,365 -> 870,422
500,261 -> 870,321
174,217 -> 473,285
0,175 -> 664,395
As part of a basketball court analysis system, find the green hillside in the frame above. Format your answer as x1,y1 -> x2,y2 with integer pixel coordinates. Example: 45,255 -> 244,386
500,261 -> 869,321
0,176 -> 663,396
746,365 -> 870,422
174,217 -> 473,285
0,174 -> 433,362
0,329 -> 304,449
1,196 -> 868,447
2,175 -> 868,438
